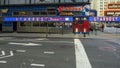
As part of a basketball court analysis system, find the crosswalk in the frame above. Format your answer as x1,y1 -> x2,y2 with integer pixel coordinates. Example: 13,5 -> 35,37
74,39 -> 92,68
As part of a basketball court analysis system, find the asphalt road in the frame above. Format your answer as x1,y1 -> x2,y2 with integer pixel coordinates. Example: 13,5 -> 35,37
0,37 -> 120,68
0,37 -> 75,68
81,38 -> 120,68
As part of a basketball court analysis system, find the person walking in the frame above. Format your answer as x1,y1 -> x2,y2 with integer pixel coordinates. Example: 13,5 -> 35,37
101,24 -> 104,32
94,23 -> 98,35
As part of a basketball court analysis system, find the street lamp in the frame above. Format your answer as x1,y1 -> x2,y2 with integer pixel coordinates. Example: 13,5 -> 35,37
46,17 -> 48,37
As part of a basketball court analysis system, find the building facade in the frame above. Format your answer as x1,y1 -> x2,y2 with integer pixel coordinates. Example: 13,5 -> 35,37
0,0 -> 90,33
90,0 -> 120,16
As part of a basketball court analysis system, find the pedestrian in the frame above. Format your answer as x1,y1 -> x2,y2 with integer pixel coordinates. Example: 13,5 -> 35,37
101,24 -> 104,32
90,23 -> 94,33
94,23 -> 98,35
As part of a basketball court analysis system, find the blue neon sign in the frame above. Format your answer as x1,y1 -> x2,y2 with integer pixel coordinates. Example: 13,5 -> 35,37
4,17 -> 73,22
89,16 -> 120,22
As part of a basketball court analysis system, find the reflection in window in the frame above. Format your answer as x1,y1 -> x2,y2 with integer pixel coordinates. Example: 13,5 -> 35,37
76,0 -> 88,2
13,12 -> 19,16
32,12 -> 39,15
39,22 -> 56,27
20,22 -> 31,26
65,0 -> 73,2
33,22 -> 40,26
20,22 -> 25,26
36,0 -> 54,3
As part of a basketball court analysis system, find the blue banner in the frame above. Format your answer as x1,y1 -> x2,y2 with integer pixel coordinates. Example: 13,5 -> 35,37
4,17 -> 73,22
89,16 -> 120,22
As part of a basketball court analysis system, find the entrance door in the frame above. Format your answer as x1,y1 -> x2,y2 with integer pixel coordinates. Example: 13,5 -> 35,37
13,22 -> 17,32
0,23 -> 2,32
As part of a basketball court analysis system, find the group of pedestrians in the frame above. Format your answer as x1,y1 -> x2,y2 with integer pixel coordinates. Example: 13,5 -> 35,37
90,23 -> 104,35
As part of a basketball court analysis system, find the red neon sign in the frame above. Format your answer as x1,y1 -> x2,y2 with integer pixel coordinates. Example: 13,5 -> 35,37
58,6 -> 85,12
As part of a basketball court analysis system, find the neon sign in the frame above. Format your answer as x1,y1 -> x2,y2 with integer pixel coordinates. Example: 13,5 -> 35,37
58,6 -> 85,12
89,16 -> 120,22
4,17 -> 73,22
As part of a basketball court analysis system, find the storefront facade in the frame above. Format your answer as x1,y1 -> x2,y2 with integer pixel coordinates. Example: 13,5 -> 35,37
0,0 -> 90,33
104,2 -> 120,27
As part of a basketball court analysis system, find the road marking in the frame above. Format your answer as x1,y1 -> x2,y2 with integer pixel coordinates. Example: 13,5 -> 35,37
0,61 -> 7,63
0,51 -> 14,59
16,50 -> 26,52
31,63 -> 45,67
36,38 -> 48,40
0,51 -> 5,56
44,51 -> 55,54
74,39 -> 92,68
10,51 -> 14,56
8,42 -> 42,46
0,55 -> 13,59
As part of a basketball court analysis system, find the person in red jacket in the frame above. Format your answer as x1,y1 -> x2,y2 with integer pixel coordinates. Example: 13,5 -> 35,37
83,18 -> 90,34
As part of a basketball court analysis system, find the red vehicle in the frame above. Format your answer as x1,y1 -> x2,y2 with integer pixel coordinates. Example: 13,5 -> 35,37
73,18 -> 90,34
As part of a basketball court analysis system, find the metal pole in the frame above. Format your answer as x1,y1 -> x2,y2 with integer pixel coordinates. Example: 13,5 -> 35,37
84,33 -> 86,37
116,26 -> 118,35
4,0 -> 5,5
0,0 -> 1,5
29,0 -> 31,4
8,0 -> 9,5
46,17 -> 48,37
25,0 -> 27,4
59,0 -> 60,3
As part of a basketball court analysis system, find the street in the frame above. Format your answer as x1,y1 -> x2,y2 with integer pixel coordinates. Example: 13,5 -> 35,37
0,37 -> 75,68
0,37 -> 120,68
81,38 -> 120,68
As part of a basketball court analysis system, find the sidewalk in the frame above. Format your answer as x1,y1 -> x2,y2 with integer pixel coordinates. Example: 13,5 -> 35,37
104,27 -> 120,34
0,31 -> 120,39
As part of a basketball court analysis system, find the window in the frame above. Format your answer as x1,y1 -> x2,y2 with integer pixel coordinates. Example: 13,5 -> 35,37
32,12 -> 40,15
40,22 -> 47,27
19,11 -> 27,16
0,11 -> 1,16
48,22 -> 56,27
13,12 -> 19,15
40,12 -> 47,15
20,22 -> 26,26
48,12 -> 56,15
20,22 -> 31,26
33,22 -> 40,26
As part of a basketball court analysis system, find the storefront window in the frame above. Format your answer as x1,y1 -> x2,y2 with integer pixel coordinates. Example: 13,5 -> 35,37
32,12 -> 40,15
13,12 -> 19,16
33,22 -> 40,26
20,22 -> 31,26
40,22 -> 47,27
39,22 -> 56,27
20,22 -> 26,26
48,22 -> 56,27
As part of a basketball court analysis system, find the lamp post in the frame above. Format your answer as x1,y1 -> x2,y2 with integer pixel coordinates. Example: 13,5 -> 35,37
4,0 -> 5,5
46,17 -> 48,37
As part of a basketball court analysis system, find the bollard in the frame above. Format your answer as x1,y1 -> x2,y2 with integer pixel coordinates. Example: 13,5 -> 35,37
83,28 -> 86,37
75,28 -> 78,34
75,28 -> 79,38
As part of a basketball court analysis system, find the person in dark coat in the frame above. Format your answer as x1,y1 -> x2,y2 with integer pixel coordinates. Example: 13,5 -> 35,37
101,24 -> 104,32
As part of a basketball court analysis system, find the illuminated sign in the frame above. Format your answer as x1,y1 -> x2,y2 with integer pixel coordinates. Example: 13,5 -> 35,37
89,16 -> 120,22
4,17 -> 73,22
104,11 -> 120,16
58,6 -> 85,12
108,4 -> 120,9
